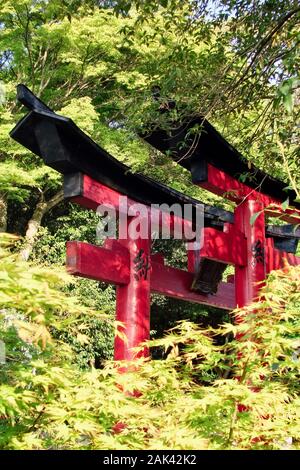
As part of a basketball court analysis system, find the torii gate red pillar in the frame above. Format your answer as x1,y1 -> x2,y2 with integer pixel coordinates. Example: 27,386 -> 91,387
114,219 -> 151,361
234,200 -> 266,307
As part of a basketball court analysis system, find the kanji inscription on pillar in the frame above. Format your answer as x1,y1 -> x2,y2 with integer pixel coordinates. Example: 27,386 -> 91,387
133,249 -> 151,281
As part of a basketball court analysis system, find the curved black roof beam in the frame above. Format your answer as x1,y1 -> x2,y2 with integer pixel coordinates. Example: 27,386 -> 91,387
10,85 -> 231,228
141,111 -> 300,210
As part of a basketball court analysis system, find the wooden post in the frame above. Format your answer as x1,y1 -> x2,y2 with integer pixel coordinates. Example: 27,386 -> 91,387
234,200 -> 266,307
114,218 -> 151,361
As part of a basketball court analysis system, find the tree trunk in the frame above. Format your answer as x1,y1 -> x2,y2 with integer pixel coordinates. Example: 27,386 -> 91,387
21,190 -> 64,261
0,193 -> 7,233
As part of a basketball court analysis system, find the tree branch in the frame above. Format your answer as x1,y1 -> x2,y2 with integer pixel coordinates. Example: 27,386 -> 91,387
20,190 -> 64,261
234,7 -> 300,89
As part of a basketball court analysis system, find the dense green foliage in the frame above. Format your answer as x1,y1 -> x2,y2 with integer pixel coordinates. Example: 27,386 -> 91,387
0,0 -> 299,450
0,235 -> 299,449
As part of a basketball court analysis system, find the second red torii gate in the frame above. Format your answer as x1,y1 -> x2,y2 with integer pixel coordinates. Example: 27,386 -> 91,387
10,85 -> 300,362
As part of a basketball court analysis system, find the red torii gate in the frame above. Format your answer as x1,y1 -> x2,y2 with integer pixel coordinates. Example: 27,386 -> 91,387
10,85 -> 300,362
65,173 -> 235,360
144,113 -> 300,306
